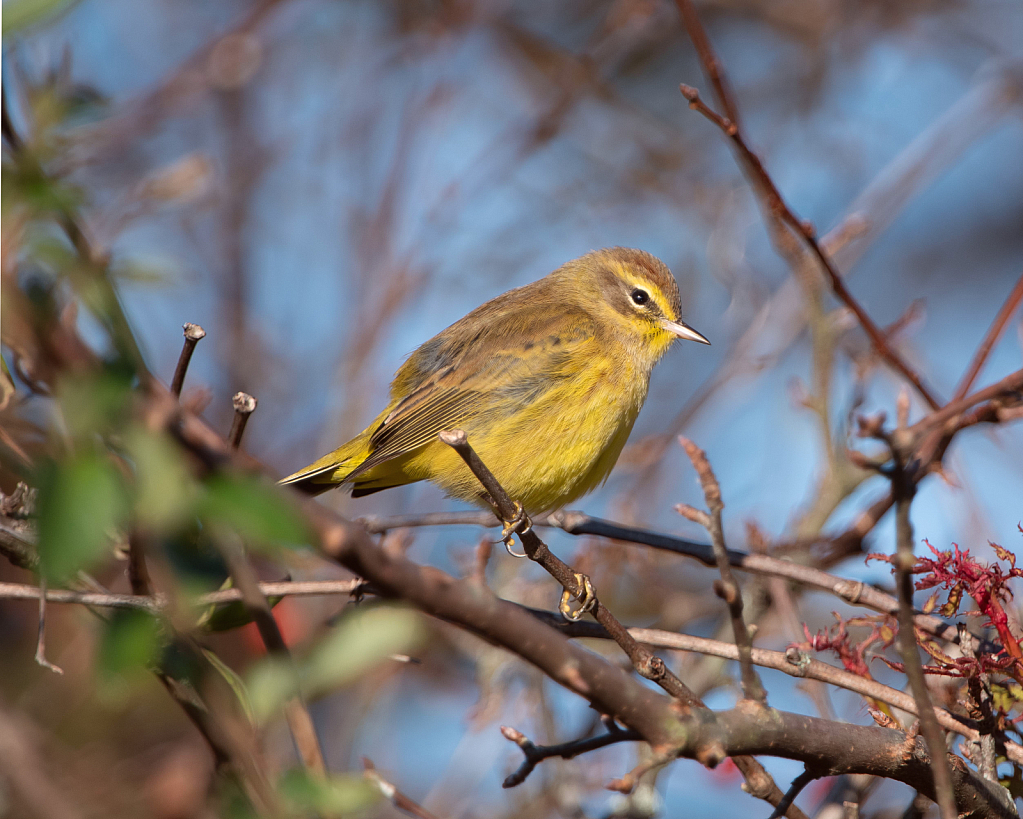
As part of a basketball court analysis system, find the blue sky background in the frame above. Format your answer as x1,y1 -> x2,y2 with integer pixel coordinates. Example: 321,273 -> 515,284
7,0 -> 1023,815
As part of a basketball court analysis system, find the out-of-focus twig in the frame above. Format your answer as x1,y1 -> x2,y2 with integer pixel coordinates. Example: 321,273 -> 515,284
672,0 -> 740,125
0,578 -> 366,610
216,537 -> 326,775
33,579 -> 63,675
951,273 -> 1023,402
677,437 -> 765,703
0,698 -> 85,819
362,758 -> 441,819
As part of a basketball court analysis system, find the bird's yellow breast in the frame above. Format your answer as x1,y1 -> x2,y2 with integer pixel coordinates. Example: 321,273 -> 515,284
355,339 -> 649,512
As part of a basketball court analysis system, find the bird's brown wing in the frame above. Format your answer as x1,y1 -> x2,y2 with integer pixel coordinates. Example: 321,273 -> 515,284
347,305 -> 596,478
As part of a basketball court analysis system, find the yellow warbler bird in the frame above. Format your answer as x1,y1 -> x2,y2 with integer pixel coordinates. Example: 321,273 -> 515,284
282,247 -> 709,513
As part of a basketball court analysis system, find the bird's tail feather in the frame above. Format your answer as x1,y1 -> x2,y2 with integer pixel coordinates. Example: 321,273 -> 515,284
278,432 -> 372,495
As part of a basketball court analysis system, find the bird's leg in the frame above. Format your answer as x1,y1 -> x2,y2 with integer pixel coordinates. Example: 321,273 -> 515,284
560,573 -> 597,621
499,501 -> 531,558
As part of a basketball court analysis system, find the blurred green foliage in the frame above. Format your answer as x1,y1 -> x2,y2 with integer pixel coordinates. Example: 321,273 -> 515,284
246,604 -> 421,725
36,450 -> 129,582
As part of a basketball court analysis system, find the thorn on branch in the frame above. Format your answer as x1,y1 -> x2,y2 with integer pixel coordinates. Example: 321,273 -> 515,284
171,323 -> 206,397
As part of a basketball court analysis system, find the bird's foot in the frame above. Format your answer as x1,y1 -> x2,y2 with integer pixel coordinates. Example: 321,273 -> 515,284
560,572 -> 597,621
500,501 -> 532,558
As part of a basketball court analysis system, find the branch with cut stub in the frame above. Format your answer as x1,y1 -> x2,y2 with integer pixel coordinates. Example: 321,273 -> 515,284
436,428 -> 702,708
677,437 -> 766,704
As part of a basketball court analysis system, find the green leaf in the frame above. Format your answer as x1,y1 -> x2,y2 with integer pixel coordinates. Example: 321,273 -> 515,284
123,427 -> 197,530
246,605 -> 420,724
56,370 -> 134,441
200,474 -> 309,550
36,452 -> 128,582
303,605 -> 421,696
99,608 -> 161,677
278,769 -> 378,817
202,648 -> 256,726
2,0 -> 81,35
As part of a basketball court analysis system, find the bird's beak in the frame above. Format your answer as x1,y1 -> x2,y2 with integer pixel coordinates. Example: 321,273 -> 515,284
661,318 -> 711,345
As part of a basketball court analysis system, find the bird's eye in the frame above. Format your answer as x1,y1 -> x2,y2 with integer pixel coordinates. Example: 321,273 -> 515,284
630,288 -> 650,306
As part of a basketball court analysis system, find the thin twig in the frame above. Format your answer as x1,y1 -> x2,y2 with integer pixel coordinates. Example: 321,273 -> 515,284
228,391 -> 257,449
677,81 -> 941,411
769,769 -> 818,819
951,272 -> 1023,401
216,537 -> 326,775
170,323 -> 207,397
678,437 -> 765,703
363,758 -> 442,819
890,454 -> 956,819
499,724 -> 642,789
672,0 -> 741,126
33,579 -> 63,675
0,579 -> 366,610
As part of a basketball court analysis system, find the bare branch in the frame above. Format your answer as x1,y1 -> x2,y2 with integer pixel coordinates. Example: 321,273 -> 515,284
769,770 -> 818,819
678,437 -> 765,703
541,613 -> 1023,766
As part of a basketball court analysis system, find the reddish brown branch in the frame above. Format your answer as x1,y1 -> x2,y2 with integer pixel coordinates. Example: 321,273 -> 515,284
672,0 -> 741,126
677,81 -> 942,410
